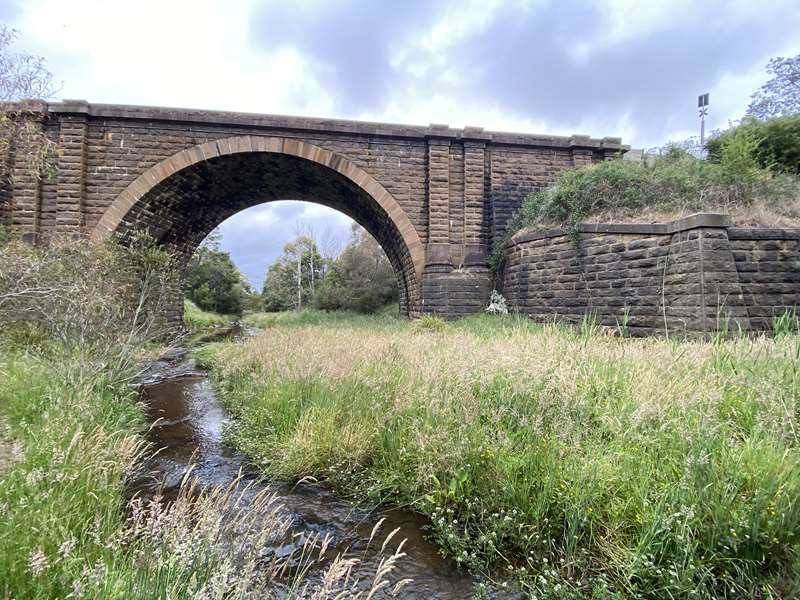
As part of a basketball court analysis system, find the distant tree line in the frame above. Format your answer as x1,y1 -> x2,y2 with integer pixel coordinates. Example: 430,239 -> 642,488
262,223 -> 398,314
183,223 -> 398,316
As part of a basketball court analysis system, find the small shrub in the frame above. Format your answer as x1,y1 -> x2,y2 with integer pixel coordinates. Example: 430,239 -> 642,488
414,314 -> 448,332
0,232 -> 179,369
716,124 -> 764,184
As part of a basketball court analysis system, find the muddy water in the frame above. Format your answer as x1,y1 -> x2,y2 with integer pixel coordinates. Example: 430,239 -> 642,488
136,349 -> 507,599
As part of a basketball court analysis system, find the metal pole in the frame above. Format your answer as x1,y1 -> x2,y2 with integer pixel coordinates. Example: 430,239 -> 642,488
698,93 -> 709,158
700,113 -> 705,148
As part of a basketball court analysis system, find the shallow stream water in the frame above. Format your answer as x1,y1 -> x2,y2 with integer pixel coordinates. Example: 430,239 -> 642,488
135,346 -> 512,598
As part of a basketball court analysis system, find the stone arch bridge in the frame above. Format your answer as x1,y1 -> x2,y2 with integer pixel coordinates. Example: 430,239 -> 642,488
1,101 -> 624,317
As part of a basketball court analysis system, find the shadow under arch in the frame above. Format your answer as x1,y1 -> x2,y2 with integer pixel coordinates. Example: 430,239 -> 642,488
90,136 -> 425,315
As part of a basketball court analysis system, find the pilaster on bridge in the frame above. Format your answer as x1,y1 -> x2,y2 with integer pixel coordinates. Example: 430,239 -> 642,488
0,101 -> 626,319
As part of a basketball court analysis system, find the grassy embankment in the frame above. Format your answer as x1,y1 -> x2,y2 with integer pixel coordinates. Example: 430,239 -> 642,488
0,238 -> 404,599
198,310 -> 800,598
183,298 -> 240,342
491,137 -> 800,271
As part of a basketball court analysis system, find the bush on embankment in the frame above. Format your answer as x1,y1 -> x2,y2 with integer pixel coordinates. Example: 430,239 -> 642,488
707,114 -> 800,176
200,315 -> 800,598
492,128 -> 800,270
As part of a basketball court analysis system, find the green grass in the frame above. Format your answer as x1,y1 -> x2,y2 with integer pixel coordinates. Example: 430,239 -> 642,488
183,299 -> 241,344
0,237 -> 409,598
0,340 -> 405,598
0,348 -> 147,598
199,313 -> 800,599
183,298 -> 237,331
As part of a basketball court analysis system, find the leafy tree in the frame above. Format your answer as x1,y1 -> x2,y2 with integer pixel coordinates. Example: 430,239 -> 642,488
261,236 -> 324,311
707,114 -> 800,175
746,54 -> 800,119
314,224 -> 398,313
184,239 -> 247,316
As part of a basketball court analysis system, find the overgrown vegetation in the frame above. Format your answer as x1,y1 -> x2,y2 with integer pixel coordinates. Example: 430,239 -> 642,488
492,122 -> 800,270
199,313 -> 800,599
707,114 -> 800,175
184,233 -> 252,316
0,235 -> 407,598
313,225 -> 398,313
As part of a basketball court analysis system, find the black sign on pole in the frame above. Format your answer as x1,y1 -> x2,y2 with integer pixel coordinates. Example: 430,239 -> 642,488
698,93 -> 710,153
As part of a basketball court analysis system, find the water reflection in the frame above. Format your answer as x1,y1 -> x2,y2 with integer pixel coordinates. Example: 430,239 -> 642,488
136,352 -> 507,598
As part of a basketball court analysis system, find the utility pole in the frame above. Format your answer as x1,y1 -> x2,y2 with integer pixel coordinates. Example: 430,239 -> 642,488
698,93 -> 710,155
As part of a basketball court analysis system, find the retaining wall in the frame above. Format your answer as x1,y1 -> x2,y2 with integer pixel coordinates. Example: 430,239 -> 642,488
501,214 -> 800,336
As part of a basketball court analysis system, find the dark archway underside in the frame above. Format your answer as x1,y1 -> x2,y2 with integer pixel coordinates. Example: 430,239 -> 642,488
116,152 -> 419,314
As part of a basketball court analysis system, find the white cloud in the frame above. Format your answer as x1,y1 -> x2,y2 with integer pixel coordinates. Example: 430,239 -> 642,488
13,0 -> 334,116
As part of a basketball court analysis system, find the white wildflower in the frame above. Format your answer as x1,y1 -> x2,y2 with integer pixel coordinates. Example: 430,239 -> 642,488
485,290 -> 509,315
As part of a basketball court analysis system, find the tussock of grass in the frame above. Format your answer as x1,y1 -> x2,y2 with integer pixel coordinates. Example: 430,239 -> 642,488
0,350 -> 146,598
202,314 -> 800,598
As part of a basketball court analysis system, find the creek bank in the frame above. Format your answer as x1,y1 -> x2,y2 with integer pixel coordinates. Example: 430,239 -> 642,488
135,346 -> 510,598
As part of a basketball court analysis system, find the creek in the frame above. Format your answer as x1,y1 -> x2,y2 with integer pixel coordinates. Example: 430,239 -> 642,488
134,342 -> 511,598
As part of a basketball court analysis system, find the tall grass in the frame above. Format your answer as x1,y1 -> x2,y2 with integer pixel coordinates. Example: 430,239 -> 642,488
200,314 -> 800,598
0,236 -> 409,598
243,307 -> 404,331
0,346 -> 411,599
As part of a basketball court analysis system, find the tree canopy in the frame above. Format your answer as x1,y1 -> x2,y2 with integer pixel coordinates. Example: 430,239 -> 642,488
259,224 -> 398,314
313,224 -> 398,313
184,236 -> 249,316
261,235 -> 324,312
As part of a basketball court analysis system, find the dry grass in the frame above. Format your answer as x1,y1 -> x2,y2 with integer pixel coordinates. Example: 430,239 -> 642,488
587,196 -> 800,227
199,313 -> 800,599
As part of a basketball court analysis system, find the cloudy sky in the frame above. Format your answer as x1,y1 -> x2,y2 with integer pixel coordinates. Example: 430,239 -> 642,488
3,0 -> 798,287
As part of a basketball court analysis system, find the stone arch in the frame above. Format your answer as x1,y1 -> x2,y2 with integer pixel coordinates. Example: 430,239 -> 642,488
91,136 -> 425,314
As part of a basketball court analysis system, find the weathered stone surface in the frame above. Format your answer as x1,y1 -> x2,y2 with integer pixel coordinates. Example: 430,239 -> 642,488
502,216 -> 800,336
2,101 -> 623,320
